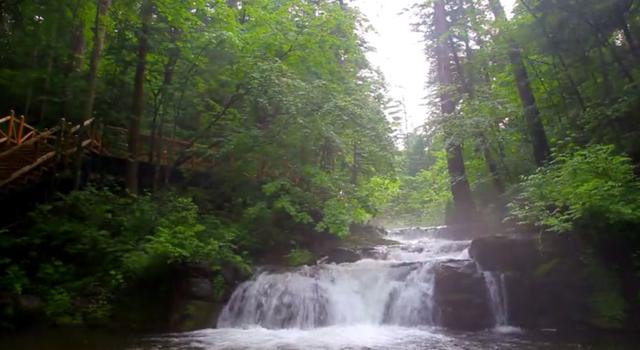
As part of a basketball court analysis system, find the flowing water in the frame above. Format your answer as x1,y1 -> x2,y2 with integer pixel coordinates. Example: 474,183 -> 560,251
218,228 -> 469,329
2,228 -> 639,349
482,271 -> 513,331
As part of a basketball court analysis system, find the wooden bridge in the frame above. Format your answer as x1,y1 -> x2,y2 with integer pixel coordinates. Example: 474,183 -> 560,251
0,111 -> 214,192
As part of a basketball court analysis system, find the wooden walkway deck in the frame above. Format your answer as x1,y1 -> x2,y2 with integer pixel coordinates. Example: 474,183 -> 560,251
0,112 -> 214,192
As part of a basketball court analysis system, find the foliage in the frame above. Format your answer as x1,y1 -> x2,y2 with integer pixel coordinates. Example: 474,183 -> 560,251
0,0 -> 395,238
586,254 -> 628,329
508,145 -> 640,232
286,248 -> 315,267
375,148 -> 453,227
0,187 -> 247,324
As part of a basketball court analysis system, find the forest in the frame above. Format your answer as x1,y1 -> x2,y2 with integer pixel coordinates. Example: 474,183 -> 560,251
1,0 -> 640,348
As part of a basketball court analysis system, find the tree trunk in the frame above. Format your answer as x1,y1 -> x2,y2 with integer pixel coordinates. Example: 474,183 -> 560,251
83,0 -> 112,120
127,0 -> 153,194
351,141 -> 359,185
434,0 -> 477,225
64,20 -> 86,119
597,47 -> 613,101
24,47 -> 39,118
39,18 -> 59,123
151,28 -> 180,191
452,36 -> 505,196
490,0 -> 551,167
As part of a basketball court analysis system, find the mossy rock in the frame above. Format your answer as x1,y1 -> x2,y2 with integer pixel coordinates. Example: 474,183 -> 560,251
172,300 -> 223,332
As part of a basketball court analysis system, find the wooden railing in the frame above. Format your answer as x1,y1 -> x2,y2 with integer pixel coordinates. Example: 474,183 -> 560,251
0,111 -> 36,146
0,115 -> 97,188
0,112 -> 218,190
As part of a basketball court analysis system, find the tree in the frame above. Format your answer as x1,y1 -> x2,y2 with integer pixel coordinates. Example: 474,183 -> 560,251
126,0 -> 153,194
83,0 -> 112,121
489,0 -> 551,167
433,0 -> 478,224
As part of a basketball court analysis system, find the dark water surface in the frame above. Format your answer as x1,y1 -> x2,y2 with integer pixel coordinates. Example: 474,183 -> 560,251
1,326 -> 638,350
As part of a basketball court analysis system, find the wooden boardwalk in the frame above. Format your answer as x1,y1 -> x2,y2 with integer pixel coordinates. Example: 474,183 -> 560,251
0,112 -> 214,192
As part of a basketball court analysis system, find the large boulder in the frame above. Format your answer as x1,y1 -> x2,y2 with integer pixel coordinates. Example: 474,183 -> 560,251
433,261 -> 493,331
168,262 -> 251,331
186,277 -> 216,301
170,300 -> 224,332
323,247 -> 361,264
467,234 -> 624,331
469,235 -> 540,271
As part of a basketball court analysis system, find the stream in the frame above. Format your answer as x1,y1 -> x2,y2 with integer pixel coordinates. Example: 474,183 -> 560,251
2,228 -> 638,349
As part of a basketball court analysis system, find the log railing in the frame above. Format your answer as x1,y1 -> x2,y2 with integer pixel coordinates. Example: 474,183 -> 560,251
0,112 -> 217,189
0,116 -> 96,188
0,111 -> 37,146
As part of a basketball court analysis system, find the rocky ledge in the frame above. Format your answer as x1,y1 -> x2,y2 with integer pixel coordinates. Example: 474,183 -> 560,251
468,234 -> 629,331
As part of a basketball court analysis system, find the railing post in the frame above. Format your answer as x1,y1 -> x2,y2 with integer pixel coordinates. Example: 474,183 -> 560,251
33,134 -> 40,162
17,115 -> 25,145
7,110 -> 15,143
56,118 -> 66,164
73,134 -> 83,190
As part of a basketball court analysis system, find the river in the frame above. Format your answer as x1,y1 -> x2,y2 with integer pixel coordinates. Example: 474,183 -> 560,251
2,228 -> 638,349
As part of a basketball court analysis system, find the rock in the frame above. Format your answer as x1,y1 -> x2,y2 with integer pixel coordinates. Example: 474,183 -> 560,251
14,295 -> 43,313
170,300 -> 224,332
467,234 -> 622,331
433,261 -> 493,331
350,223 -> 387,237
469,235 -> 540,271
434,225 -> 490,240
358,247 -> 381,259
324,247 -> 361,264
340,224 -> 394,249
186,277 -> 215,301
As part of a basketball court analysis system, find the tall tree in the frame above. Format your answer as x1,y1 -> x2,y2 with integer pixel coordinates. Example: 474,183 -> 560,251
127,0 -> 153,194
63,13 -> 86,118
433,0 -> 477,224
83,0 -> 112,121
490,0 -> 551,167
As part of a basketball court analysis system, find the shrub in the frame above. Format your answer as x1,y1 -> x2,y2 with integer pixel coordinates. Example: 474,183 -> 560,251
0,187 -> 248,325
508,144 -> 640,233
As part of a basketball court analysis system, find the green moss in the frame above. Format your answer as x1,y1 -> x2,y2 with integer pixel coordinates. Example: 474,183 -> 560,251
586,256 -> 627,329
535,258 -> 560,277
286,248 -> 315,267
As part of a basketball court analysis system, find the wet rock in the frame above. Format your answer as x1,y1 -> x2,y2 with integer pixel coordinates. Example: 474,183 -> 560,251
469,235 -> 540,271
339,224 -> 394,249
171,300 -> 224,332
186,277 -> 215,301
15,295 -> 44,313
467,234 -> 622,331
324,247 -> 361,264
433,262 -> 493,331
358,246 -> 381,259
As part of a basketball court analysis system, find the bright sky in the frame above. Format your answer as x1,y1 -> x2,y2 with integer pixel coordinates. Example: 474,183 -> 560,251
354,0 -> 516,133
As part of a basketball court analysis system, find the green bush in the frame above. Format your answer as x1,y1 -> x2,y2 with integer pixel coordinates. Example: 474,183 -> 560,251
0,187 -> 248,325
508,144 -> 640,232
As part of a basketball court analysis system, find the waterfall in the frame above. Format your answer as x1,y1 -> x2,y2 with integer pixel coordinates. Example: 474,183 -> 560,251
218,228 -> 471,329
482,271 -> 509,327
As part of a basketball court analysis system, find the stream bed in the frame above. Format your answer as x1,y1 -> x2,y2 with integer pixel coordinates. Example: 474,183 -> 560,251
2,228 -> 638,349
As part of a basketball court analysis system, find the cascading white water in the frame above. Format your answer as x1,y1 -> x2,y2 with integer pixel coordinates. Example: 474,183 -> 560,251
218,228 -> 471,329
482,271 -> 510,327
